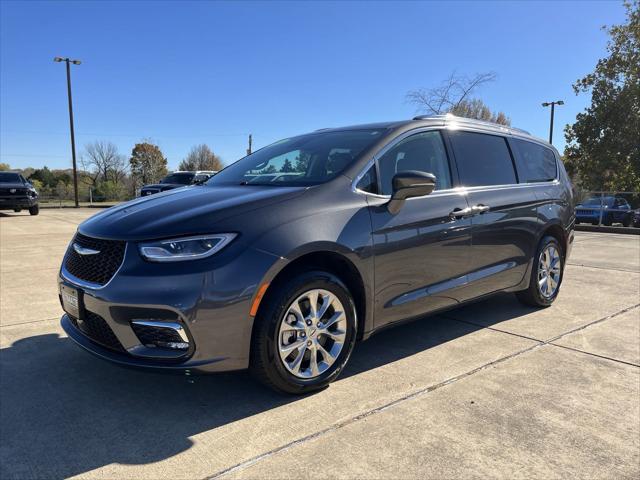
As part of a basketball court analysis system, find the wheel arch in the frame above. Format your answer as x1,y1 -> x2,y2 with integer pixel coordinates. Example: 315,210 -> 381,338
252,248 -> 370,342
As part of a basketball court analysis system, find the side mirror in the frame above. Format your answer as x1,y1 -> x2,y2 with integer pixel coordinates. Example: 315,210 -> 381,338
388,171 -> 436,214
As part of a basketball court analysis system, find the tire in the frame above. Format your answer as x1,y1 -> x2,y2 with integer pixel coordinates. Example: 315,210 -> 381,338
29,204 -> 39,216
250,270 -> 358,395
622,216 -> 631,227
603,215 -> 612,226
516,236 -> 564,308
13,208 -> 21,213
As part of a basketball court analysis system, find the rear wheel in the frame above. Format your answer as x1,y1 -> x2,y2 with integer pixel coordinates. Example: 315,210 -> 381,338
13,208 -> 21,213
623,216 -> 631,227
250,271 -> 357,395
516,236 -> 563,307
29,204 -> 39,216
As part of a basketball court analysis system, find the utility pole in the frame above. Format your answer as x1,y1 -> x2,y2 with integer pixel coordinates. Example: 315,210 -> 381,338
54,57 -> 82,207
247,134 -> 252,156
541,100 -> 564,144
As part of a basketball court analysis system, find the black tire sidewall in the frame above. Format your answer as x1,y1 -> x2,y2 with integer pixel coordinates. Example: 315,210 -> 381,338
256,271 -> 357,393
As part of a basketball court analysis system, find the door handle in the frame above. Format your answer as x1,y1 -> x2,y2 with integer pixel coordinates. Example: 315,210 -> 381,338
472,204 -> 490,214
449,207 -> 474,219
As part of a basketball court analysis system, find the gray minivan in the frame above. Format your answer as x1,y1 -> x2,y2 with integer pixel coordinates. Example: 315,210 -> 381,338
59,115 -> 575,394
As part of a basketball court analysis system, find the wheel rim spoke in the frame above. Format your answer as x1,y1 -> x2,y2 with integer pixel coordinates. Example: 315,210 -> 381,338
320,311 -> 344,331
287,344 -> 307,374
306,290 -> 319,319
316,292 -> 334,321
279,339 -> 305,358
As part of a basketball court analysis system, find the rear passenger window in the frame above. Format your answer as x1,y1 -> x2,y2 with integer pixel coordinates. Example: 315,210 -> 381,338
449,131 -> 517,187
512,138 -> 557,182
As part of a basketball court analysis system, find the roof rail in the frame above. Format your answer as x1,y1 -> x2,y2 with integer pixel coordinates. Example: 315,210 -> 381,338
413,113 -> 531,136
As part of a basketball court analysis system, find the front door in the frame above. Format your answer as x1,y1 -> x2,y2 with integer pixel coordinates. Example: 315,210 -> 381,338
367,130 -> 473,329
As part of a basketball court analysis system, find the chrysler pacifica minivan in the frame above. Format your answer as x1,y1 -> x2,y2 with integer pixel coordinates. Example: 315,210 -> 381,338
59,115 -> 575,394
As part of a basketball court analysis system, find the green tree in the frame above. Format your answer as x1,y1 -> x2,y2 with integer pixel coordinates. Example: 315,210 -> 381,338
281,158 -> 294,172
0,163 -> 10,171
178,144 -> 223,171
451,98 -> 511,126
564,1 -> 640,191
294,152 -> 310,172
30,166 -> 56,188
129,142 -> 168,187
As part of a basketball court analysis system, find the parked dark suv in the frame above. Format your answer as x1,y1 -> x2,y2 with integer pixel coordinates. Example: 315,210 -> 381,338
140,171 -> 216,196
0,171 -> 39,215
59,115 -> 574,394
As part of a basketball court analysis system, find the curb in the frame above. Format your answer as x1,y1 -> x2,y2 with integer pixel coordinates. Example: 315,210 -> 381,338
575,225 -> 640,235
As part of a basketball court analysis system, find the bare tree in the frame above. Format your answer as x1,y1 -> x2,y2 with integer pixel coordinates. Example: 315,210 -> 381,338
406,71 -> 510,125
179,144 -> 224,171
80,141 -> 127,186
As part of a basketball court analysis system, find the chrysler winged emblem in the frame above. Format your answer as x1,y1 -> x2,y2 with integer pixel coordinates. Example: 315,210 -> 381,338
73,243 -> 100,255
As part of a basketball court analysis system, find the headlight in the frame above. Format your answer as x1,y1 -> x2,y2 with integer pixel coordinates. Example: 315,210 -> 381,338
139,234 -> 236,262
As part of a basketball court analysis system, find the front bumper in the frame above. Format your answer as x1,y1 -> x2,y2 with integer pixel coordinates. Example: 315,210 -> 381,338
0,195 -> 37,209
59,244 -> 282,373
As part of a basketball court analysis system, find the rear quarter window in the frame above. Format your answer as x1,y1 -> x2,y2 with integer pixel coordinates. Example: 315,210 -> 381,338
512,138 -> 557,183
448,131 -> 517,187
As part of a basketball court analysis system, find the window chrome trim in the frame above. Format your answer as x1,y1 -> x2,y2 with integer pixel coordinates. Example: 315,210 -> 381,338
60,241 -> 128,291
351,125 -> 561,199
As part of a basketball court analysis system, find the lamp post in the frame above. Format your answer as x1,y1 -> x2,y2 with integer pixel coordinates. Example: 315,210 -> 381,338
54,56 -> 81,207
541,100 -> 564,145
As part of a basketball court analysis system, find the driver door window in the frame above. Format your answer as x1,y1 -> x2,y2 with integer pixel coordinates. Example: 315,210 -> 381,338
377,131 -> 452,195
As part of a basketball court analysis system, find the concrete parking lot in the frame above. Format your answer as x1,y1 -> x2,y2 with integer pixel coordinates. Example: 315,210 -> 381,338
1,208 -> 639,479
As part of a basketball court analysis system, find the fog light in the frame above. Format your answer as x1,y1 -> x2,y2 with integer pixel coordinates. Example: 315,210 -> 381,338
131,320 -> 190,351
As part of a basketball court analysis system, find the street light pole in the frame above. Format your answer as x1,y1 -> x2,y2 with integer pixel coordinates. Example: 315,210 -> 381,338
54,56 -> 81,207
541,100 -> 564,144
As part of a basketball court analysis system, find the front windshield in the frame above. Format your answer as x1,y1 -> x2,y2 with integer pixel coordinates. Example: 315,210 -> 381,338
209,128 -> 387,187
0,172 -> 21,183
162,173 -> 195,185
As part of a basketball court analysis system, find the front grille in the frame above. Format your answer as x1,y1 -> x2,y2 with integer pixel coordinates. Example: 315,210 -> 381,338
64,233 -> 126,286
70,311 -> 125,352
131,323 -> 187,348
0,187 -> 27,195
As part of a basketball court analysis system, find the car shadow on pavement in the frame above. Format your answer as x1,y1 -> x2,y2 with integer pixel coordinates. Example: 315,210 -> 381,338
0,294 -> 532,479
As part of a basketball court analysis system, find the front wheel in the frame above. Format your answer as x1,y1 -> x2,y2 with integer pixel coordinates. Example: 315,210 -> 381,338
250,271 -> 357,395
29,204 -> 39,216
516,236 -> 564,307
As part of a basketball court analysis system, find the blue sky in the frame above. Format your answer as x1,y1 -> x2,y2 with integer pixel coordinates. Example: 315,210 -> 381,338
0,0 -> 625,171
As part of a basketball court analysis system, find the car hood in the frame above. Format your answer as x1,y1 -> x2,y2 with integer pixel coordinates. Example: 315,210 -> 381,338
79,185 -> 307,241
142,183 -> 183,189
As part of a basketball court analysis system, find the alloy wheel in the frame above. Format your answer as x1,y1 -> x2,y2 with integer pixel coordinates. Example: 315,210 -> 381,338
538,244 -> 561,298
278,289 -> 347,379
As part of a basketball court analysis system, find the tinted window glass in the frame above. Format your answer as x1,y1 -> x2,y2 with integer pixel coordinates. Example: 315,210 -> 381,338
512,138 -> 557,182
449,131 -> 516,187
355,165 -> 378,194
162,173 -> 195,185
0,172 -> 21,183
210,129 -> 387,187
378,131 -> 452,195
